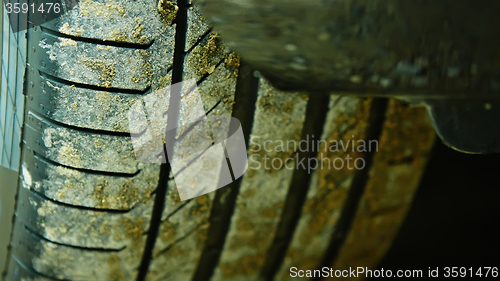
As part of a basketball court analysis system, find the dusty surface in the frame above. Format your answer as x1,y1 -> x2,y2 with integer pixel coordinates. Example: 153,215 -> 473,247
273,96 -> 374,280
29,118 -> 139,174
27,154 -> 158,210
211,78 -> 308,281
34,23 -> 175,91
184,32 -> 231,81
44,0 -> 177,44
13,178 -> 154,279
330,99 -> 435,279
185,4 -> 211,52
6,0 -> 177,279
146,19 -> 238,278
47,86 -> 141,133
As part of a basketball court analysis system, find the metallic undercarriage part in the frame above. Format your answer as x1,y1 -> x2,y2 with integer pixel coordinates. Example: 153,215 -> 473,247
427,101 -> 500,153
194,0 -> 500,153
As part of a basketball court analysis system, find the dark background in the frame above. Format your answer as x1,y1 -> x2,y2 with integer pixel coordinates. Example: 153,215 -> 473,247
376,139 -> 500,279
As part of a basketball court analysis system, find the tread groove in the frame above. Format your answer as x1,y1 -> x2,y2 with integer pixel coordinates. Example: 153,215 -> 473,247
172,143 -> 213,178
155,223 -> 201,256
39,71 -> 152,95
174,99 -> 222,142
136,163 -> 172,281
31,150 -> 140,178
259,94 -> 330,281
315,98 -> 389,279
29,110 -> 132,137
23,184 -> 135,213
195,58 -> 225,85
192,61 -> 260,281
185,28 -> 213,53
163,199 -> 193,221
23,225 -> 126,252
136,0 -> 188,279
10,255 -> 70,281
40,27 -> 154,49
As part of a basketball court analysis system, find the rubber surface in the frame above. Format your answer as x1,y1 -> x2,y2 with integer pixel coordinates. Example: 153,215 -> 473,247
3,0 -> 435,280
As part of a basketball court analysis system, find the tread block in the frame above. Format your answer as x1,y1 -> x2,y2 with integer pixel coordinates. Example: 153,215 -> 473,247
30,70 -> 145,133
183,31 -> 232,82
145,61 -> 238,280
195,61 -> 238,117
4,255 -> 54,281
10,220 -> 143,280
15,181 -> 153,250
185,5 -> 211,52
22,150 -> 159,210
273,96 -> 374,280
24,111 -> 138,174
32,29 -> 153,90
210,78 -> 309,281
41,0 -> 175,44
